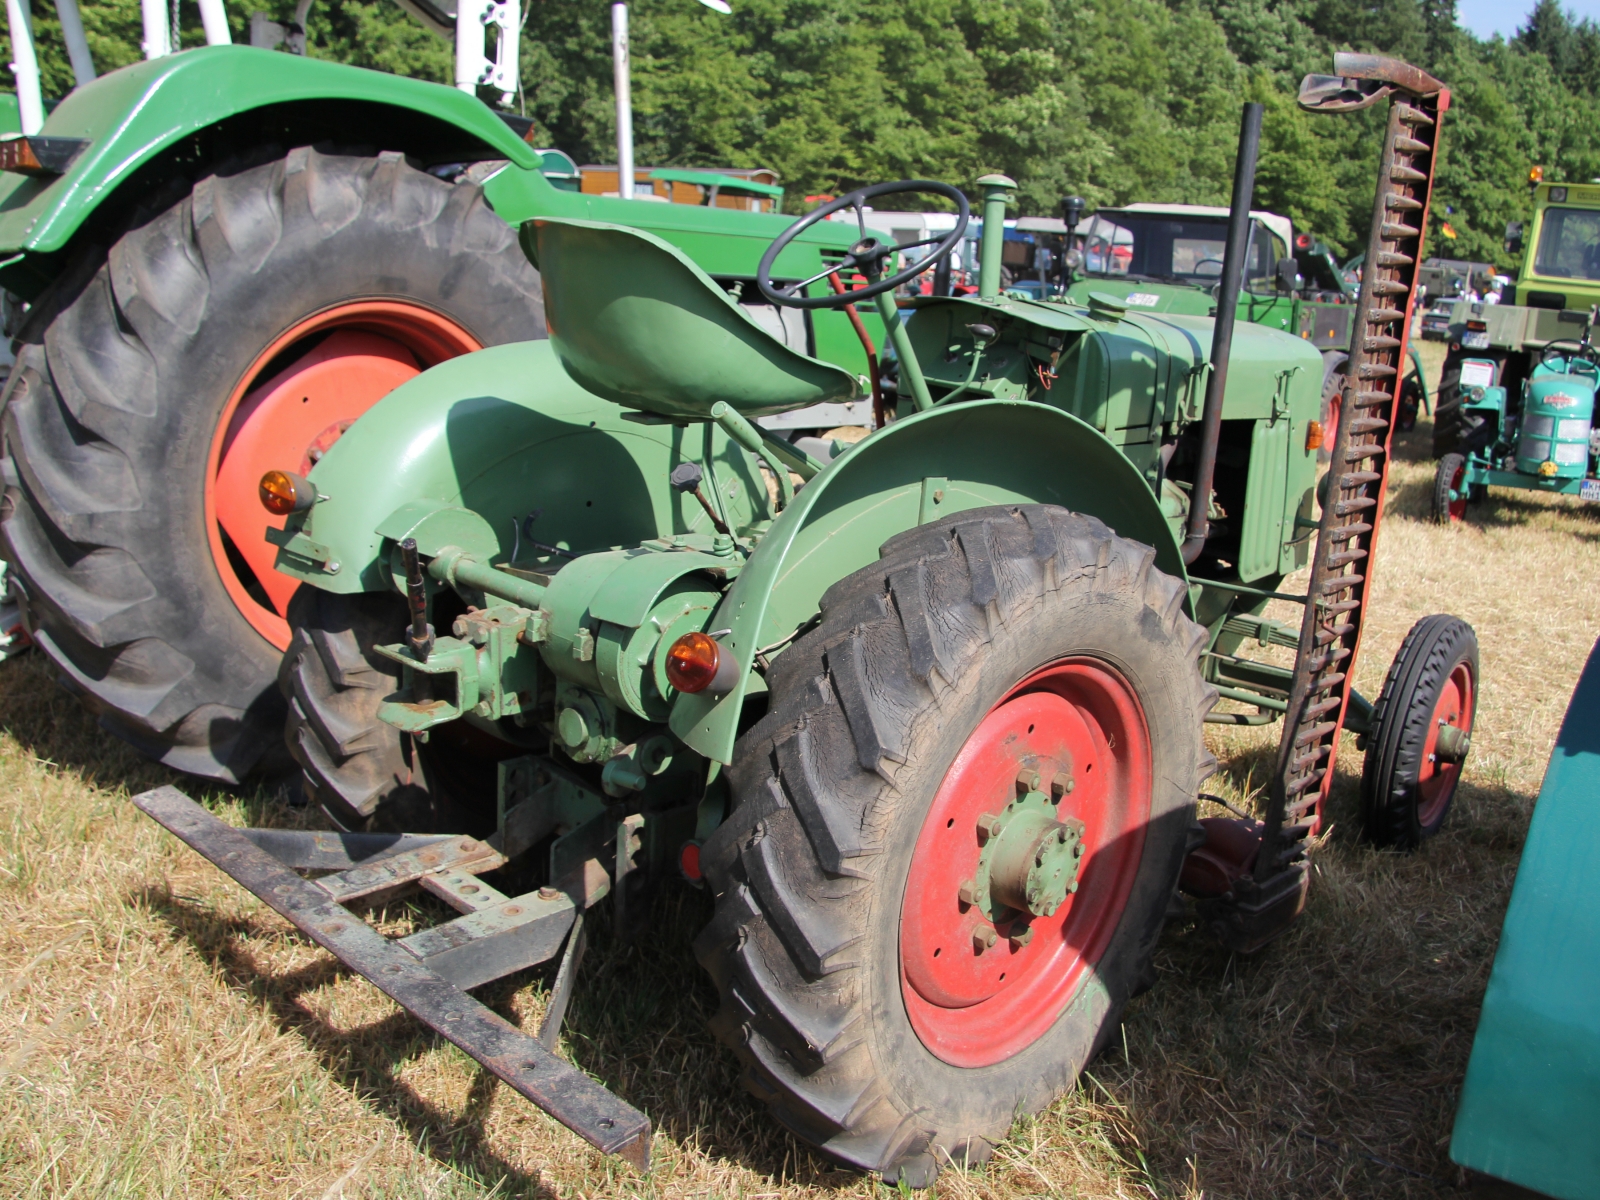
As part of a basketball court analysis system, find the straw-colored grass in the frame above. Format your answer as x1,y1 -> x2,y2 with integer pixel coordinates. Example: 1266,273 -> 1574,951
0,338 -> 1595,1197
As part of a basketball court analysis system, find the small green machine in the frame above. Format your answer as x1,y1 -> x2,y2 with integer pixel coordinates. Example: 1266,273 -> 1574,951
1432,177 -> 1600,519
1431,318 -> 1600,524
136,56 -> 1476,1184
1450,637 -> 1600,1198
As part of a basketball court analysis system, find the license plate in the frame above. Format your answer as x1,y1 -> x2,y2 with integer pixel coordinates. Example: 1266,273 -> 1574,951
1582,479 -> 1600,502
1463,331 -> 1491,349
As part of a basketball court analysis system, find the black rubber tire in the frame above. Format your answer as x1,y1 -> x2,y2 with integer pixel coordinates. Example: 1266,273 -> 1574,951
0,148 -> 545,782
1360,614 -> 1478,850
1319,352 -> 1346,464
694,505 -> 1215,1185
1431,452 -> 1467,525
1431,348 -> 1484,459
278,587 -> 491,834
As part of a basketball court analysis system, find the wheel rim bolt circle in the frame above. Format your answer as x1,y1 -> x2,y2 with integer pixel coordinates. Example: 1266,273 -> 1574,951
964,785 -> 1088,921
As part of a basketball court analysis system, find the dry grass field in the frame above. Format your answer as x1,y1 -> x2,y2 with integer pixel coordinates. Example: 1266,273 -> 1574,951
1,338 -> 1596,1198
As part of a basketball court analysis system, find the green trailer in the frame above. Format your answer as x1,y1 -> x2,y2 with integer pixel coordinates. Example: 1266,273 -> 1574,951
131,57 -> 1479,1184
0,39 -> 880,784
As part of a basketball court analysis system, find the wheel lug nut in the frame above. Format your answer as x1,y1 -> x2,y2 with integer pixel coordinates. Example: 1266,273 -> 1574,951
958,879 -> 979,906
976,811 -> 1004,842
1010,924 -> 1033,948
1051,771 -> 1075,798
974,927 -> 998,953
1016,768 -> 1041,795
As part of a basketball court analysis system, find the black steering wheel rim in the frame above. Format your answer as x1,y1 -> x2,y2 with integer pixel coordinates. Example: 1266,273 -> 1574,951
1538,337 -> 1600,375
756,180 -> 971,310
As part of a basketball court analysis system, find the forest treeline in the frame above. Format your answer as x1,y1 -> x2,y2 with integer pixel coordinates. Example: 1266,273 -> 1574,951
4,0 -> 1598,268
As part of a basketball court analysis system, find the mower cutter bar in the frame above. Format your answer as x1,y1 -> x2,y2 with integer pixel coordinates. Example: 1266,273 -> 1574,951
133,786 -> 652,1171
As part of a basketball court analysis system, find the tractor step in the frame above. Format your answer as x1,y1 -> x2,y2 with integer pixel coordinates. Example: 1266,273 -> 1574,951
132,786 -> 651,1171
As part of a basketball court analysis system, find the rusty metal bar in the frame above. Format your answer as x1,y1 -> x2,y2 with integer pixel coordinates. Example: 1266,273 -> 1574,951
133,786 -> 652,1171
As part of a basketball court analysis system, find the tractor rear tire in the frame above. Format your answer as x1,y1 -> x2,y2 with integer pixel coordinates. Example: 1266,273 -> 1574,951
695,505 -> 1214,1184
1360,614 -> 1478,850
0,148 -> 544,782
278,587 -> 495,834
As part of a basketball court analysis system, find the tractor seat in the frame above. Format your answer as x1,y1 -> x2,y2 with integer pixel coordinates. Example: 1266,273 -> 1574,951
523,217 -> 861,421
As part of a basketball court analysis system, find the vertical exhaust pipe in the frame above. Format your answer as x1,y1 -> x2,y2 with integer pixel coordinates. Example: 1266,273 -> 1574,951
1182,101 -> 1263,565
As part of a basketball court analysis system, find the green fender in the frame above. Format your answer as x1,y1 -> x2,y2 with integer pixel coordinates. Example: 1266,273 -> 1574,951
0,47 -> 534,270
0,46 -> 856,299
669,398 -> 1188,763
272,340 -> 767,592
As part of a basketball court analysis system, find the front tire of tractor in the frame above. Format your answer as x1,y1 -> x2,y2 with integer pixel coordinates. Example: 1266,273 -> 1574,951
1431,453 -> 1468,525
1360,615 -> 1478,850
0,148 -> 544,782
695,506 -> 1214,1183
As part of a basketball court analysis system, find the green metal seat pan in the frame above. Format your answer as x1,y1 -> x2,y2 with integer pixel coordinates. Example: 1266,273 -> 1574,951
524,216 -> 860,421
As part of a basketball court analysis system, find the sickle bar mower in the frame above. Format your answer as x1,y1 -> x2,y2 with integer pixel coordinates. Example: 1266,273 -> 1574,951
1200,55 -> 1453,951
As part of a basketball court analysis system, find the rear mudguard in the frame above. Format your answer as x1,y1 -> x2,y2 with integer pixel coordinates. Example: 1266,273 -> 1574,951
669,398 -> 1187,763
272,340 -> 767,592
0,46 -> 861,302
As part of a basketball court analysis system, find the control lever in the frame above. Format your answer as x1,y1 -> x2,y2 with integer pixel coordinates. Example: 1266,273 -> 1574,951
669,463 -> 732,535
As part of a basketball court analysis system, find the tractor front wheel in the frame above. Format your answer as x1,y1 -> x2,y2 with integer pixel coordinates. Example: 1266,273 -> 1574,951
1432,453 -> 1470,525
695,506 -> 1213,1184
1360,614 -> 1478,849
0,149 -> 544,782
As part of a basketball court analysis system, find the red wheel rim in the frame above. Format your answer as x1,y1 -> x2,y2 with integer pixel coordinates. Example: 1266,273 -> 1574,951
900,658 -> 1152,1068
1417,660 -> 1473,827
1447,462 -> 1468,522
205,302 -> 481,649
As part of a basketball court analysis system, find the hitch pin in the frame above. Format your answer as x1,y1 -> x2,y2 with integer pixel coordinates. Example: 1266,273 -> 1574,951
400,538 -> 435,663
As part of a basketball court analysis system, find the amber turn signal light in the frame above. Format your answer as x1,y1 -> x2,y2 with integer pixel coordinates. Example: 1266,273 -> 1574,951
259,469 -> 316,516
665,630 -> 737,694
1305,420 -> 1324,452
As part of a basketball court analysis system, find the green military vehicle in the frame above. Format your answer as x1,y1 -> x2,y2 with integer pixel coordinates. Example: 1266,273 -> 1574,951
1433,178 -> 1600,480
0,35 -> 878,786
134,57 -> 1475,1183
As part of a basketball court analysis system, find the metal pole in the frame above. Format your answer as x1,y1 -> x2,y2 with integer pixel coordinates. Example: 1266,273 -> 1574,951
6,0 -> 43,131
977,174 -> 1014,299
1181,101 -> 1263,565
55,0 -> 97,85
196,0 -> 231,44
612,1 -> 634,199
141,0 -> 171,57
454,0 -> 478,93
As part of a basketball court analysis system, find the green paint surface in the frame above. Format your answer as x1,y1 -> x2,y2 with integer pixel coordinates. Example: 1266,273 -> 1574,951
1451,637 -> 1600,1199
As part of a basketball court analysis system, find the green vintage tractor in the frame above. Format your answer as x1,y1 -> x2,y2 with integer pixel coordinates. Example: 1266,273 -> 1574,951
0,23 -> 876,784
138,56 -> 1475,1182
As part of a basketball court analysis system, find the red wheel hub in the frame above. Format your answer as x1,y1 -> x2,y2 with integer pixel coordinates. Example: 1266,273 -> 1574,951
1417,660 -> 1474,826
900,658 -> 1152,1068
1447,461 -> 1468,522
205,302 -> 481,649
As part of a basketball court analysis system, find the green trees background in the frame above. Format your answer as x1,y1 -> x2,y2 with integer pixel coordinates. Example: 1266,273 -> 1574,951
6,0 -> 1600,268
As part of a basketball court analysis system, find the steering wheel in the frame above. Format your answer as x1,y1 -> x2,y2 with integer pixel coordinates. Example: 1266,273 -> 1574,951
757,180 -> 970,309
1537,337 -> 1600,378
1192,258 -> 1225,277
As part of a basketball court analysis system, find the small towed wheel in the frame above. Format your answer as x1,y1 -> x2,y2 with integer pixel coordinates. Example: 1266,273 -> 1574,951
1432,452 -> 1469,524
696,506 -> 1213,1184
1,148 -> 543,782
1361,614 -> 1478,849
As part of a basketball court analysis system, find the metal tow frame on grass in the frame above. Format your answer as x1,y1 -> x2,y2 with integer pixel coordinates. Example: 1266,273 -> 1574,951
133,785 -> 652,1172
